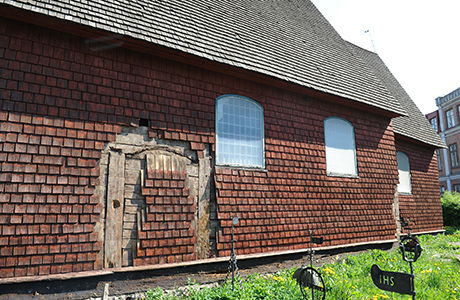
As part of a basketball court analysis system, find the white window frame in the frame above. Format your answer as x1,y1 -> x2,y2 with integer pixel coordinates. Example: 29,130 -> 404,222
396,151 -> 412,194
436,149 -> 442,171
446,109 -> 455,128
430,117 -> 438,132
450,143 -> 459,168
216,95 -> 265,168
324,117 -> 358,177
458,106 -> 460,126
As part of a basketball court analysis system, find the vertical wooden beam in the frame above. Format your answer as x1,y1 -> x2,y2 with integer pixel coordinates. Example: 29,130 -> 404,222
197,154 -> 211,259
198,156 -> 211,219
393,188 -> 401,244
104,151 -> 126,268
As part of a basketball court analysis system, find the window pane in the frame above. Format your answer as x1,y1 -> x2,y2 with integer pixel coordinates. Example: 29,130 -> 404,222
430,117 -> 438,132
216,95 -> 264,167
397,151 -> 412,194
436,149 -> 442,170
447,109 -> 455,128
324,117 -> 357,175
450,144 -> 459,168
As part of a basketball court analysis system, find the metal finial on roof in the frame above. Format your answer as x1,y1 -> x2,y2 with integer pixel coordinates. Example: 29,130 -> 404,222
365,30 -> 376,53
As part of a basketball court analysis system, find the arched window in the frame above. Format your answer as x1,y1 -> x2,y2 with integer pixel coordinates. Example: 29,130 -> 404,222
324,117 -> 357,176
216,95 -> 264,168
396,151 -> 412,194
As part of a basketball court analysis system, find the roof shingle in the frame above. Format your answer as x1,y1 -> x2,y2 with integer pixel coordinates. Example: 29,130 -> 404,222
349,42 -> 445,148
1,0 -> 406,116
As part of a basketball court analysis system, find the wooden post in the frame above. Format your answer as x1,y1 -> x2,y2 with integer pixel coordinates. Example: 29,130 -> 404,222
104,151 -> 126,268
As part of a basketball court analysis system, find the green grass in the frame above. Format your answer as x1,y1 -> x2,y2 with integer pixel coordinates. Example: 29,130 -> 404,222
144,230 -> 460,299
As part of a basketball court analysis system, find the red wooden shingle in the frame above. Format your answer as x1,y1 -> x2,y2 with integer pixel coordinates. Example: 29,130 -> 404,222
0,16 -> 442,279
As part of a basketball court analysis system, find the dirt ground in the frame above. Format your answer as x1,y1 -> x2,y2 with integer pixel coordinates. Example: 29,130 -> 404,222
0,244 -> 391,300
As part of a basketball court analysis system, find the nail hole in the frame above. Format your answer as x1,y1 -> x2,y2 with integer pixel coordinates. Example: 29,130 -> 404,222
113,200 -> 120,208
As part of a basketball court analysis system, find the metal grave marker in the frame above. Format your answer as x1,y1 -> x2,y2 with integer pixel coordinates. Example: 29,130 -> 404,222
292,230 -> 326,300
371,218 -> 421,300
226,216 -> 242,290
371,264 -> 414,295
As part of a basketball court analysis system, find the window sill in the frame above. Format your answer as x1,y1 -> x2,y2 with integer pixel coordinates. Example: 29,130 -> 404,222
327,172 -> 359,179
398,192 -> 413,196
216,164 -> 268,172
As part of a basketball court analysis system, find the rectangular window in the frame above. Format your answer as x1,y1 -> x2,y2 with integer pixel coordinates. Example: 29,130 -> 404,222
450,143 -> 459,168
458,106 -> 460,126
397,151 -> 412,194
430,117 -> 438,132
447,109 -> 455,128
436,149 -> 442,171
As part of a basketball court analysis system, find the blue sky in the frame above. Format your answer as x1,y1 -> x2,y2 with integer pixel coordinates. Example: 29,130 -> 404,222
311,0 -> 460,115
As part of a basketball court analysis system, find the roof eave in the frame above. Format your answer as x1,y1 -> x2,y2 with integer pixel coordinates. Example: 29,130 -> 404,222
394,132 -> 447,149
0,4 -> 405,120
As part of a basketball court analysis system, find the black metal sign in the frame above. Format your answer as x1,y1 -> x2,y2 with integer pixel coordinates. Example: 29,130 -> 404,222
371,264 -> 414,296
311,237 -> 323,245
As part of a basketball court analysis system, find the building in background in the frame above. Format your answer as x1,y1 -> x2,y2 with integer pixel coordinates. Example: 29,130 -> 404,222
427,87 -> 460,193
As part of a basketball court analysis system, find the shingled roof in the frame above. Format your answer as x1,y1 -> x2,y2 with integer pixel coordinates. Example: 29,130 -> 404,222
1,0 -> 406,117
350,43 -> 445,148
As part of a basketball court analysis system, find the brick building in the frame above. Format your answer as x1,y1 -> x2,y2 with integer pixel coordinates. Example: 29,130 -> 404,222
427,87 -> 460,193
0,0 -> 445,280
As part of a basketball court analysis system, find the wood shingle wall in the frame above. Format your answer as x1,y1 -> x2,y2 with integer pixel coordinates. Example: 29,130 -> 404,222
0,17 -> 442,280
215,98 -> 399,256
396,140 -> 444,233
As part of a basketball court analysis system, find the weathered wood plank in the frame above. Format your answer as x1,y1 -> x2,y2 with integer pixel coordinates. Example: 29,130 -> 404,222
104,151 -> 126,268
